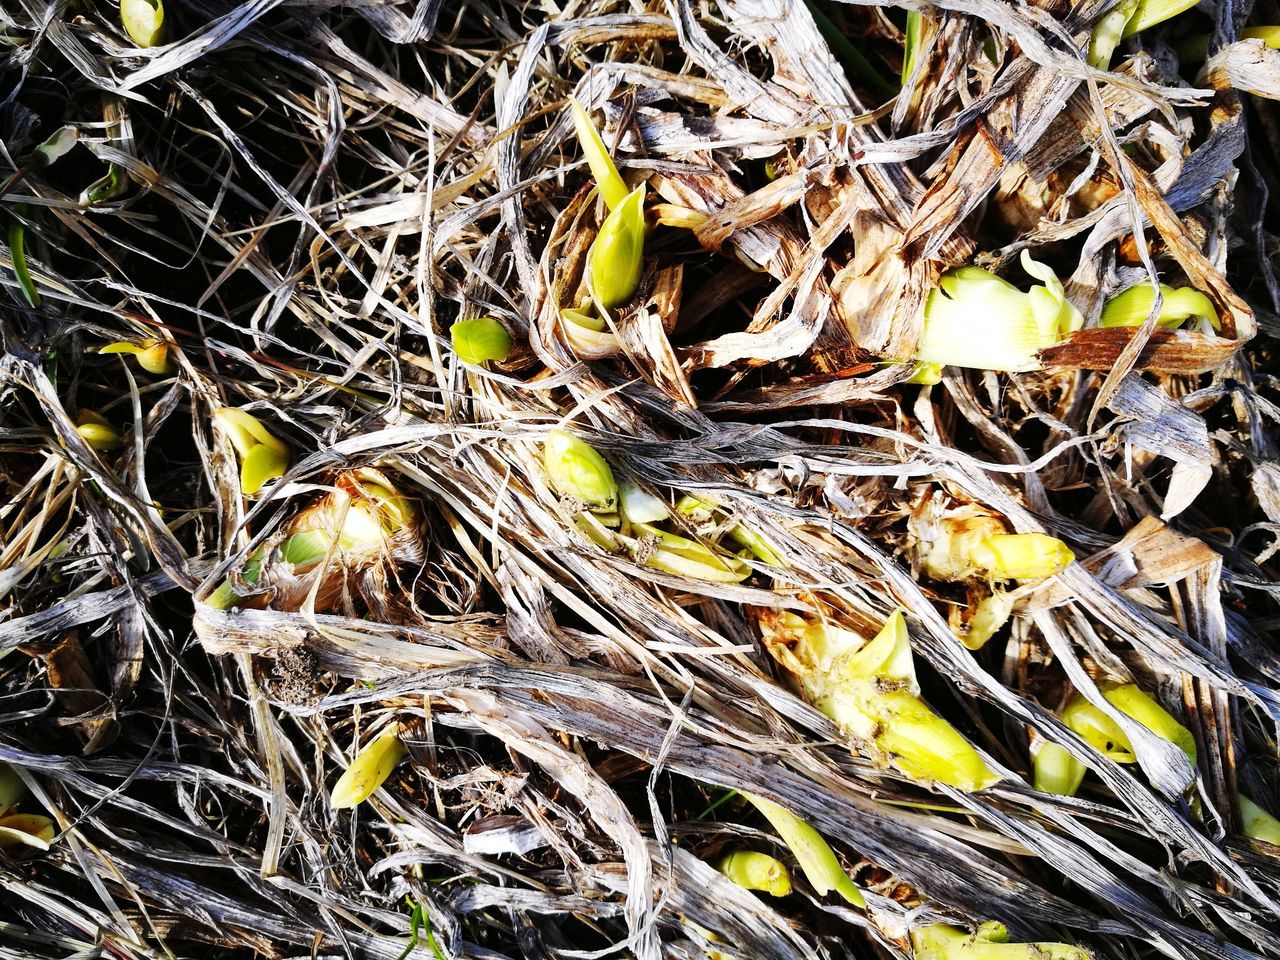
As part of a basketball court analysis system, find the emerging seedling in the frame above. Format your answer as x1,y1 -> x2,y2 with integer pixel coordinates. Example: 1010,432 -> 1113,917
544,429 -> 618,510
1239,795 -> 1280,846
1034,684 -> 1196,796
743,793 -> 864,907
121,0 -> 165,48
75,409 -> 123,451
716,850 -> 792,897
587,184 -> 646,310
674,495 -> 784,567
0,763 -> 55,851
562,98 -> 649,344
544,436 -> 764,583
915,504 -> 1073,584
1037,684 -> 1280,845
213,407 -> 291,496
1089,0 -> 1199,68
1243,26 -> 1280,47
7,216 -> 41,308
0,763 -> 26,817
1100,283 -> 1220,331
758,609 -> 1000,791
911,922 -> 1092,960
968,534 -> 1075,582
100,339 -> 174,375
206,468 -> 418,611
0,814 -> 56,850
450,317 -> 512,365
569,99 -> 629,212
331,725 -> 408,809
917,252 -> 1083,373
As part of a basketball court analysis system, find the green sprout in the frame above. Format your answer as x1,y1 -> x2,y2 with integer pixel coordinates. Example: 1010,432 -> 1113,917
743,793 -> 864,907
213,407 -> 291,496
716,849 -> 792,897
121,0 -> 165,48
331,725 -> 409,809
911,922 -> 1091,960
1099,283 -> 1220,331
544,429 -> 618,510
1088,0 -> 1199,69
450,317 -> 512,365
917,253 -> 1083,373
759,610 -> 1000,792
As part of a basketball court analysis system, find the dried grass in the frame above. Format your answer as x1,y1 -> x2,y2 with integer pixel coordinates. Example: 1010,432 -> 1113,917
2,1 -> 1280,958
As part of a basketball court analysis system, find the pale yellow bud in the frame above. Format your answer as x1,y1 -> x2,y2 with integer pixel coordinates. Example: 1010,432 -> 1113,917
331,727 -> 409,809
213,407 -> 291,495
121,0 -> 165,47
743,793 -> 864,907
716,850 -> 792,897
969,533 -> 1074,582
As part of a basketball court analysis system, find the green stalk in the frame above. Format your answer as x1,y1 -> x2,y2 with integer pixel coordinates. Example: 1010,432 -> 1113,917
205,531 -> 333,610
8,215 -> 41,308
801,0 -> 897,97
902,10 -> 923,85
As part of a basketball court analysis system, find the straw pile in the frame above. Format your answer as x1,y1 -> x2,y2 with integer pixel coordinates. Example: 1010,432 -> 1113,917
2,1 -> 1280,958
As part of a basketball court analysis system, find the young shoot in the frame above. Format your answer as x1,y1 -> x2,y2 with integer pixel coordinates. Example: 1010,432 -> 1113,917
569,99 -> 629,212
122,0 -> 165,47
758,609 -> 999,791
450,317 -> 512,366
560,302 -> 619,357
911,922 -> 1092,960
75,409 -> 123,451
917,505 -> 1073,584
716,850 -> 792,897
969,534 -> 1075,582
1243,26 -> 1280,47
0,763 -> 26,817
743,793 -> 864,907
0,814 -> 56,850
331,725 -> 408,809
100,339 -> 174,375
674,494 -> 783,567
206,469 -> 417,611
1099,283 -> 1220,331
1089,0 -> 1199,68
544,430 -> 617,511
917,252 -> 1082,373
587,184 -> 646,310
1034,685 -> 1196,796
213,407 -> 291,496
1239,795 -> 1280,847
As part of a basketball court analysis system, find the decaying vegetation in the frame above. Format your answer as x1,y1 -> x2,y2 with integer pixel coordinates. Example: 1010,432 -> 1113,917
3,0 -> 1280,957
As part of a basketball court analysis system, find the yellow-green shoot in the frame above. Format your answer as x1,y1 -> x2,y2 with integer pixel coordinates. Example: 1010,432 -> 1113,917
121,0 -> 165,47
716,850 -> 792,897
759,610 -> 999,791
331,727 -> 408,809
917,253 -> 1082,373
911,922 -> 1092,960
213,407 -> 291,496
1100,283 -> 1219,331
742,793 -> 864,907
